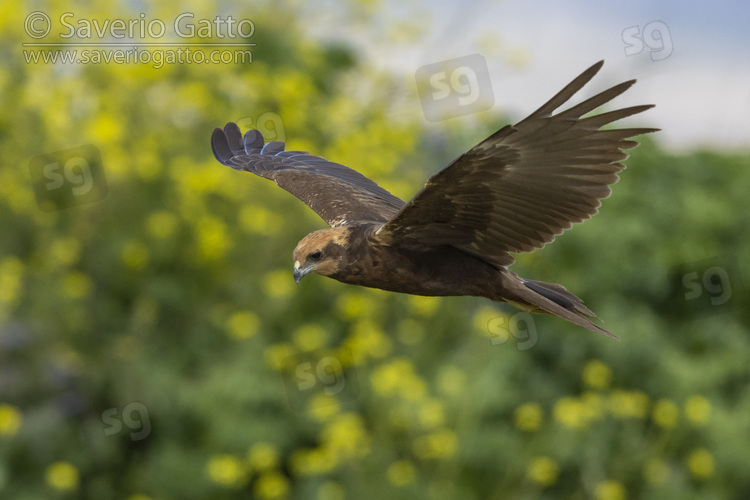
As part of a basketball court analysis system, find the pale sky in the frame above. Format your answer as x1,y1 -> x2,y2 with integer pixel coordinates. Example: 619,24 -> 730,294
303,0 -> 750,152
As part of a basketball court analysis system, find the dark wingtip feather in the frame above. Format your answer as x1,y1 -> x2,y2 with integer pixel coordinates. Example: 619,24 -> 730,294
558,79 -> 637,120
213,124 -> 286,166
262,141 -> 286,154
579,104 -> 657,129
223,122 -> 244,155
211,127 -> 234,165
520,60 -> 606,123
577,60 -> 605,85
213,123 -> 276,168
243,129 -> 265,151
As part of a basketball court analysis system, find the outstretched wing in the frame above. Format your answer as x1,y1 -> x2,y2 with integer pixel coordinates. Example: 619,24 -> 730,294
212,123 -> 405,226
378,60 -> 658,267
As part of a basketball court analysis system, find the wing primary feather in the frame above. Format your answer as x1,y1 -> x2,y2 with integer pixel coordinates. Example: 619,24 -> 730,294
211,127 -> 234,165
519,60 -> 604,123
261,141 -> 286,154
243,129 -> 265,151
578,104 -> 656,128
555,80 -> 636,120
223,122 -> 244,155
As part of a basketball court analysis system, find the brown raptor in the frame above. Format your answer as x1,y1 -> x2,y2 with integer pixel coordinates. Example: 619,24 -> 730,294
211,61 -> 658,339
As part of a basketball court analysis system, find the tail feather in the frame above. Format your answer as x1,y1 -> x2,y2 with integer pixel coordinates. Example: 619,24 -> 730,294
522,279 -> 598,318
499,274 -> 618,340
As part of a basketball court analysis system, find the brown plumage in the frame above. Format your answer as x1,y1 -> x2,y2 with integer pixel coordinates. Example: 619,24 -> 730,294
212,61 -> 658,339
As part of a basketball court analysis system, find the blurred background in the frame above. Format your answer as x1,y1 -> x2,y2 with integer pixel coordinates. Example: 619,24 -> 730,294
2,0 -> 749,498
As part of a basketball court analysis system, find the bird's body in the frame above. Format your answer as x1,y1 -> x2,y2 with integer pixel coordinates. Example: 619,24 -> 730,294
212,61 -> 658,339
292,224 -> 612,337
304,225 -> 497,297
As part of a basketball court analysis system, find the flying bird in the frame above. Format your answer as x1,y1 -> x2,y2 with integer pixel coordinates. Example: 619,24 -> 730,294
211,61 -> 657,339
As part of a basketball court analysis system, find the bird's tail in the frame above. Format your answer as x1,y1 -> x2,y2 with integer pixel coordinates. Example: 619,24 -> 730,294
497,273 -> 618,340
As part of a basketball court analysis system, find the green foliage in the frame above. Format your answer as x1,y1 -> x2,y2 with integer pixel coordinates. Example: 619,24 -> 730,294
1,2 -> 749,499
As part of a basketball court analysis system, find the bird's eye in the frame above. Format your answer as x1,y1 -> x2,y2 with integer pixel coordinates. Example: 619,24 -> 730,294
309,250 -> 323,261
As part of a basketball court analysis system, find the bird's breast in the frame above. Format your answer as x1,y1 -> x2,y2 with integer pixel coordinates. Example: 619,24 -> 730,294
331,242 -> 498,298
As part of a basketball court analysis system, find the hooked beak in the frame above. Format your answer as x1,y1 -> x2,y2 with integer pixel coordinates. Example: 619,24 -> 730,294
293,261 -> 315,284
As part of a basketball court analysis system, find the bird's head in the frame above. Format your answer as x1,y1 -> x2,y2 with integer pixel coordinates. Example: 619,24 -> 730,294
292,228 -> 350,284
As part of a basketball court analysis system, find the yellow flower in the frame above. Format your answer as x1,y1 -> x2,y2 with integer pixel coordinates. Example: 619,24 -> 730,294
684,395 -> 711,425
135,148 -> 162,181
582,360 -> 612,389
0,404 -> 22,436
0,2 -> 23,33
50,237 -> 81,266
595,480 -> 626,500
122,241 -> 149,270
371,359 -> 413,397
45,461 -> 80,491
609,390 -> 649,419
400,375 -> 427,401
248,442 -> 279,471
196,216 -> 230,261
172,158 -> 216,195
206,454 -> 246,488
346,319 -> 392,363
264,343 -> 296,371
146,211 -> 179,238
554,397 -> 588,429
321,413 -> 371,459
686,448 -> 714,479
387,460 -> 416,486
0,256 -> 24,304
472,306 -> 500,338
61,272 -> 93,299
527,456 -> 559,487
226,311 -> 260,340
412,428 -> 457,459
580,391 -> 605,422
643,458 -> 670,485
335,292 -> 370,319
515,402 -> 543,432
290,448 -> 337,476
307,393 -> 340,420
87,112 -> 123,144
263,269 -> 295,300
437,366 -> 466,397
239,205 -> 282,235
370,358 -> 413,396
254,471 -> 290,499
652,399 -> 679,428
418,399 -> 445,430
293,324 -> 328,351
408,295 -> 440,316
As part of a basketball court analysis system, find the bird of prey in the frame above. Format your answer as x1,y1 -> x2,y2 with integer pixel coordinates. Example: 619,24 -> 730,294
212,61 -> 657,339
